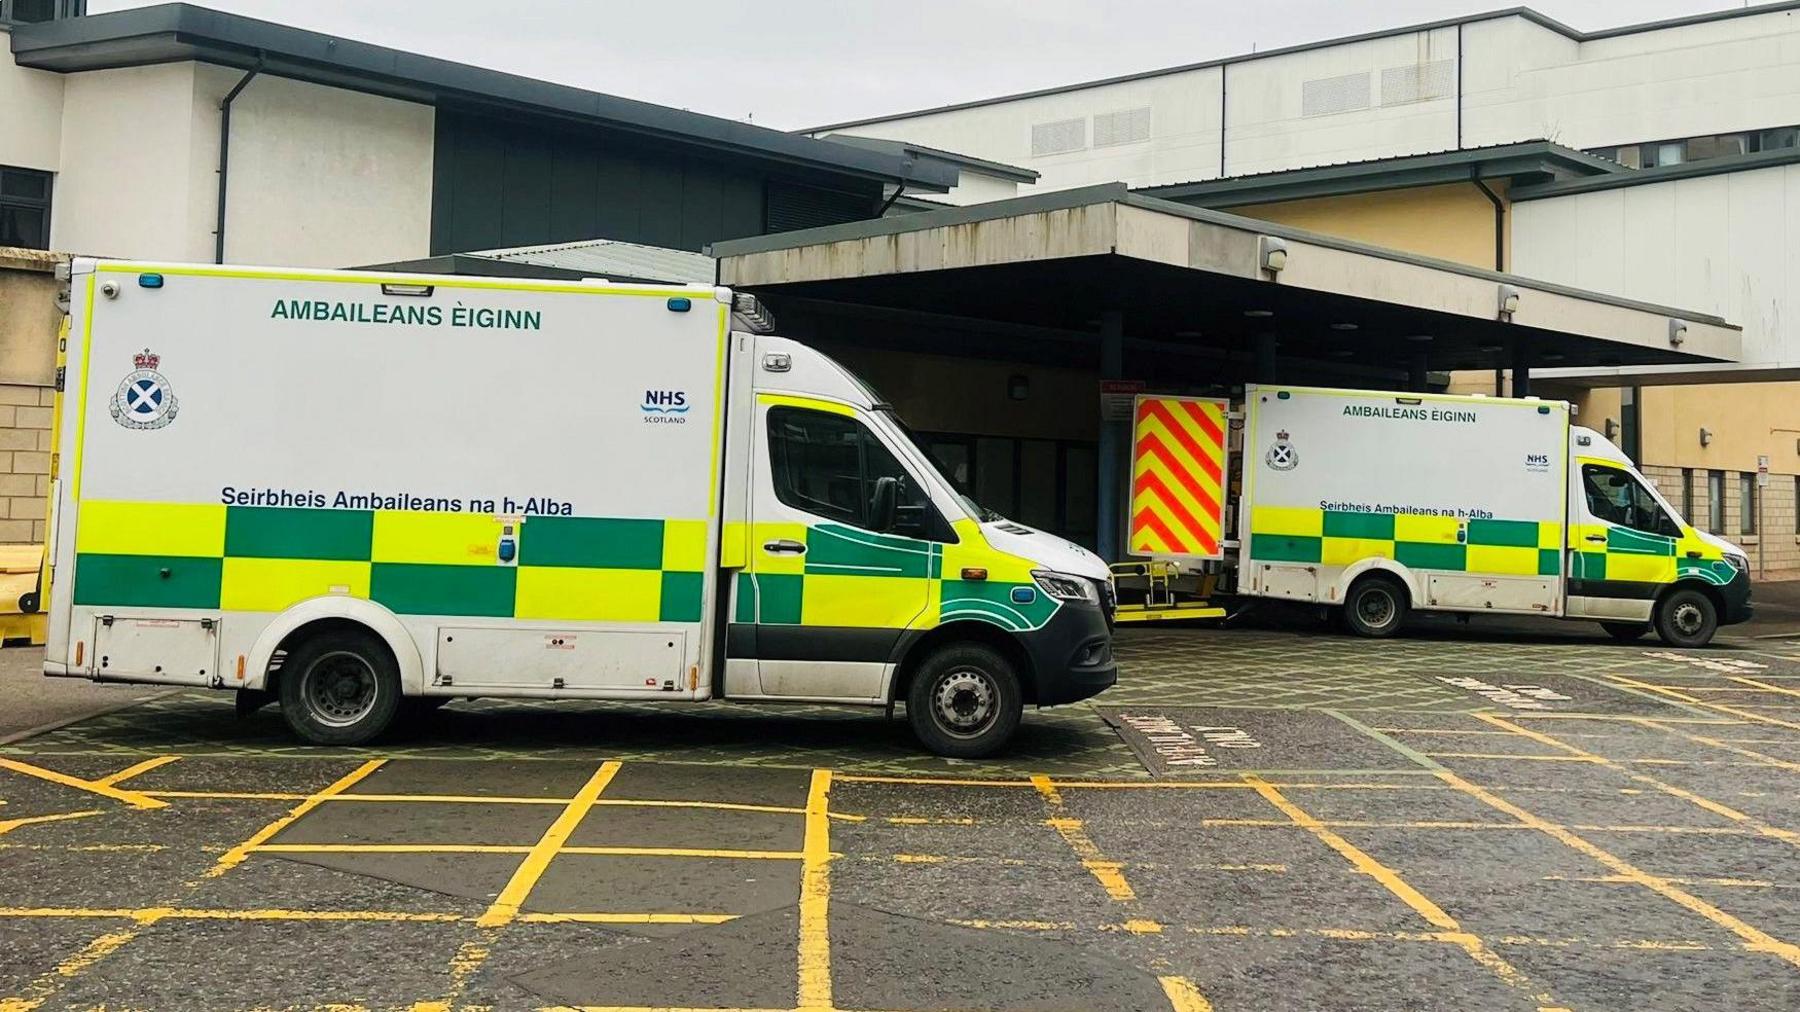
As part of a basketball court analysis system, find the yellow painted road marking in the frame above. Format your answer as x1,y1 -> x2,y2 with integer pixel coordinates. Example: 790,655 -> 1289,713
257,843 -> 807,860
1158,975 -> 1213,1012
1477,714 -> 1800,851
1244,774 -> 1559,1006
0,926 -> 138,1012
1426,752 -> 1606,762
0,757 -> 167,810
1629,718 -> 1800,774
519,912 -> 740,925
0,810 -> 99,836
798,769 -> 833,1012
1547,873 -> 1784,890
92,755 -> 179,788
1433,767 -> 1800,969
144,790 -> 309,801
1729,676 -> 1800,698
1033,775 -> 1137,902
1607,675 -> 1800,732
208,759 -> 386,878
410,938 -> 490,1012
477,761 -> 619,928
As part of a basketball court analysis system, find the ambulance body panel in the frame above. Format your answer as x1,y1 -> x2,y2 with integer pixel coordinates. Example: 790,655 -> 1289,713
1236,384 -> 1749,645
44,260 -> 1115,756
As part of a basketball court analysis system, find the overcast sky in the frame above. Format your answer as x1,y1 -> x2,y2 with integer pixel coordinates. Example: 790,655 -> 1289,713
91,0 -> 1755,129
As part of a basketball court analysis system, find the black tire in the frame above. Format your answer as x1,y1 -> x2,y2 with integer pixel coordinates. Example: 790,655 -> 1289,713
906,643 -> 1023,759
1342,575 -> 1407,638
1655,587 -> 1718,648
277,628 -> 401,746
1600,621 -> 1651,642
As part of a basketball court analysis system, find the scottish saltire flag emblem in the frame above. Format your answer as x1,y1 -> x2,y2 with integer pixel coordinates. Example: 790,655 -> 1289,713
110,348 -> 179,430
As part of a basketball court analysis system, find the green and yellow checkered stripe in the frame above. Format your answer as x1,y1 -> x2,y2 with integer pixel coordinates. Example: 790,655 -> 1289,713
735,519 -> 1061,633
1250,507 -> 1562,576
71,500 -> 709,622
1569,523 -> 1734,587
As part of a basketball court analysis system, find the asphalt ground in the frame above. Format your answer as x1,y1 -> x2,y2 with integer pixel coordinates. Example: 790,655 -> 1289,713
2,617 -> 1800,1010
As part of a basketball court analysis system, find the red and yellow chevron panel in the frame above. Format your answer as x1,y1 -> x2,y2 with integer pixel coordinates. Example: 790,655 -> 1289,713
1129,395 -> 1227,560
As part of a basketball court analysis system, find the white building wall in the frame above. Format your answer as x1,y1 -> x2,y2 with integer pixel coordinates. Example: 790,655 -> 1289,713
930,170 -> 1020,207
820,68 -> 1222,191
823,9 -> 1800,192
1463,8 -> 1800,151
52,63 -> 212,261
0,50 -> 63,172
1512,163 -> 1800,365
1224,26 -> 1459,177
199,67 -> 434,267
38,62 -> 434,267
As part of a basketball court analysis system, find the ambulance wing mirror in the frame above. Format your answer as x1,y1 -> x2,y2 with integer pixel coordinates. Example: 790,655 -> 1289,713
869,477 -> 900,533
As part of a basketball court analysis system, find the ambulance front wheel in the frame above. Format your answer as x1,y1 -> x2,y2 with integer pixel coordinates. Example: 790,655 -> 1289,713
278,628 -> 402,746
1655,588 -> 1718,648
1343,575 -> 1407,638
907,644 -> 1023,759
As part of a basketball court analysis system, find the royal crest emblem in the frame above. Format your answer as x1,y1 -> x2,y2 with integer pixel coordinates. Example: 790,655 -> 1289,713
1265,429 -> 1298,471
110,348 -> 179,430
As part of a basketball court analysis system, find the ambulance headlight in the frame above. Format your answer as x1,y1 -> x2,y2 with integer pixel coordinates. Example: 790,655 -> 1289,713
1725,552 -> 1749,575
1033,570 -> 1099,604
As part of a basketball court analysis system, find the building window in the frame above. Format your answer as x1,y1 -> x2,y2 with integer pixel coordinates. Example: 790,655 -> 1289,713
0,167 -> 52,250
1589,125 -> 1800,170
1740,472 -> 1757,536
1708,470 -> 1725,533
1681,468 -> 1694,520
0,0 -> 82,24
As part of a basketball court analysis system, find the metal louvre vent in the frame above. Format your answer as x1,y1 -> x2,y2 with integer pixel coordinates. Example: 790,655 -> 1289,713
1380,60 -> 1454,106
765,181 -> 872,234
1031,117 -> 1087,156
1093,107 -> 1152,148
1300,72 -> 1371,117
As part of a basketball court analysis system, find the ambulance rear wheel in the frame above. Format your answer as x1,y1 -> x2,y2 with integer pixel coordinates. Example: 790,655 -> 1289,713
1655,588 -> 1718,648
279,628 -> 401,746
1343,575 -> 1407,638
907,644 -> 1022,759
1600,621 -> 1650,641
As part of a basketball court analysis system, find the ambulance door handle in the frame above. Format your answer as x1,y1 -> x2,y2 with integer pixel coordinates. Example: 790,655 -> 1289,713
764,539 -> 806,555
1584,534 -> 1606,543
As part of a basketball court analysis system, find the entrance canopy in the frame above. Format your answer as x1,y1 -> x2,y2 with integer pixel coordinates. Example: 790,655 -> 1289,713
712,184 -> 1738,388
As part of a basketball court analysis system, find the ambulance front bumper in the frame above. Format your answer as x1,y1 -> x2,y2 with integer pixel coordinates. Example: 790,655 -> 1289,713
1026,599 -> 1117,706
1720,566 -> 1753,626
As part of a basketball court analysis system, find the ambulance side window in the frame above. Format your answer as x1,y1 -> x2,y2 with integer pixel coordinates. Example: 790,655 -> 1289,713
767,407 -> 945,538
1581,464 -> 1679,537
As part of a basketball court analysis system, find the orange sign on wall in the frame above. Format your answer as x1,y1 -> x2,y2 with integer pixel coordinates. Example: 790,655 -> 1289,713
1128,395 -> 1228,560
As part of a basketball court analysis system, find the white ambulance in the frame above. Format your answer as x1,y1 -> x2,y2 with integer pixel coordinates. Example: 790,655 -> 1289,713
1235,385 -> 1751,646
42,259 -> 1117,756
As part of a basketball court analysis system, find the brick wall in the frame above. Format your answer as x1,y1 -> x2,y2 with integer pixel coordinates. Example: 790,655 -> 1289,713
0,247 -> 61,547
1642,463 -> 1800,578
0,383 -> 53,544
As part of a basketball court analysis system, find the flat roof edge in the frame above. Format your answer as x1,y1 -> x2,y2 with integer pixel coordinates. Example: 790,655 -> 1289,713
1136,141 -> 1621,204
1512,147 -> 1800,200
12,3 -> 959,188
800,2 -> 1800,133
713,183 -> 1733,329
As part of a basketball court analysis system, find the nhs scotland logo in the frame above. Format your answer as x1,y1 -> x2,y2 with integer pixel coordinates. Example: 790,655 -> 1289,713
642,389 -> 689,425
